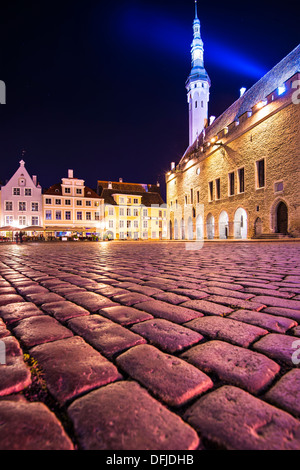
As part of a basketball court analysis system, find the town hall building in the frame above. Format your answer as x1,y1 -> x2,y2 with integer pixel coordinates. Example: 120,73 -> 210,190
166,2 -> 300,240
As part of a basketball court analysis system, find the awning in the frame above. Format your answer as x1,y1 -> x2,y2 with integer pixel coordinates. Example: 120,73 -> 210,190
0,226 -> 21,231
23,226 -> 45,232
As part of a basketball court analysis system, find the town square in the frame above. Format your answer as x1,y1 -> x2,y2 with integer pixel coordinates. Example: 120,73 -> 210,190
0,240 -> 300,450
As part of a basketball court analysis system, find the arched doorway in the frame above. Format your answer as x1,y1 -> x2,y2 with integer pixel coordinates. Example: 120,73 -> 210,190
187,217 -> 194,240
234,208 -> 247,239
174,219 -> 179,240
206,213 -> 215,239
169,220 -> 173,240
196,215 -> 204,240
181,218 -> 185,240
219,211 -> 229,239
276,202 -> 288,234
254,217 -> 262,237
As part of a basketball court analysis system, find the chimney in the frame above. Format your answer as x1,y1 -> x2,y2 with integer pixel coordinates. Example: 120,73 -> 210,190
119,178 -> 123,183
68,169 -> 74,179
171,162 -> 175,170
32,175 -> 37,186
108,181 -> 112,189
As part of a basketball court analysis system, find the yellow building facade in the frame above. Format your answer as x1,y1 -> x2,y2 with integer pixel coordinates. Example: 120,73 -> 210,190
98,180 -> 168,240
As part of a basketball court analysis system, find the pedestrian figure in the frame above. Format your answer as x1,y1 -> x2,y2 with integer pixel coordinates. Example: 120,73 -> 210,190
15,232 -> 19,244
19,231 -> 23,243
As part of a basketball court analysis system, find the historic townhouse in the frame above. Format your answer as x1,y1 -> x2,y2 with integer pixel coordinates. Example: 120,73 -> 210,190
0,160 -> 43,234
166,3 -> 300,240
97,180 -> 168,240
43,169 -> 104,239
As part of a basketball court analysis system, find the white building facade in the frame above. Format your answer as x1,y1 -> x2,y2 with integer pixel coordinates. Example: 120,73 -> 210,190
0,160 -> 43,231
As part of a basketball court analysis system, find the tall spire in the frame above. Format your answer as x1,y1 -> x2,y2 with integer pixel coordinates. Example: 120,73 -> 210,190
185,1 -> 211,146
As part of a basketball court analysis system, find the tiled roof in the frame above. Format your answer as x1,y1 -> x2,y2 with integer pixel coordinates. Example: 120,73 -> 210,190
100,188 -> 165,207
43,184 -> 101,199
181,44 -> 300,161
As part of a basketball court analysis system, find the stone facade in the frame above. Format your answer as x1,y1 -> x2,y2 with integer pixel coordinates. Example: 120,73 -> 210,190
166,45 -> 300,240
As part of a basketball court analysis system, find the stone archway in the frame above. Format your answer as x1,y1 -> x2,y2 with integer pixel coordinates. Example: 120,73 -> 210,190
169,220 -> 173,240
219,211 -> 229,239
206,213 -> 215,239
196,215 -> 204,240
276,201 -> 288,234
174,219 -> 179,240
234,208 -> 247,239
187,217 -> 194,240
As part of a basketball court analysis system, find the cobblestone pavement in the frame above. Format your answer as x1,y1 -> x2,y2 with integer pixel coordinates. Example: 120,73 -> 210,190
0,241 -> 300,450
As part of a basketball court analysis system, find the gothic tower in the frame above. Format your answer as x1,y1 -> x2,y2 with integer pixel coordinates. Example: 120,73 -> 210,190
186,1 -> 210,146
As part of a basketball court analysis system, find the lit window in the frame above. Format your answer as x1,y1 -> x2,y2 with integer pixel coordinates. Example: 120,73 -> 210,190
31,202 -> 39,211
65,211 -> 71,220
31,216 -> 39,226
45,210 -> 52,220
19,202 -> 26,212
56,211 -> 62,220
77,212 -> 82,220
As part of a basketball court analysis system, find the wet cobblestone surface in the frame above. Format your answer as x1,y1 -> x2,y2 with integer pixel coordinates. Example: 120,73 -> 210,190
0,241 -> 300,450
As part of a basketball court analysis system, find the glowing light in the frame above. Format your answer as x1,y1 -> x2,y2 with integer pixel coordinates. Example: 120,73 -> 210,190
278,85 -> 286,95
240,87 -> 247,97
256,99 -> 268,109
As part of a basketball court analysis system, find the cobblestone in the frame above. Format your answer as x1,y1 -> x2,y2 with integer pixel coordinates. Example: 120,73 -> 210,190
0,241 -> 299,450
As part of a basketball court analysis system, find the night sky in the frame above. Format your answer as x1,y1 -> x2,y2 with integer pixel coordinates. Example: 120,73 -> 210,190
0,0 -> 299,200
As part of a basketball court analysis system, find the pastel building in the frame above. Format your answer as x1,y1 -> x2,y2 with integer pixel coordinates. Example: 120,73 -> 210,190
0,160 -> 43,233
43,169 -> 104,239
97,180 -> 168,240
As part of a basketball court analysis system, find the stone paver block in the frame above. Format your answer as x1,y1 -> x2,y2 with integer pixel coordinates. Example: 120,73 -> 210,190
179,299 -> 233,316
26,292 -> 66,306
13,315 -> 73,348
134,300 -> 204,323
0,302 -> 44,326
112,292 -> 153,306
205,295 -> 266,311
0,318 -> 10,339
168,289 -> 209,300
181,340 -> 280,394
184,316 -> 268,347
253,333 -> 300,366
127,284 -> 163,295
251,295 -> 300,311
64,291 -> 117,312
0,294 -> 25,307
0,400 -> 74,450
29,336 -> 122,405
183,385 -> 300,450
228,309 -> 297,334
0,287 -> 16,294
99,305 -> 153,325
67,314 -> 146,358
264,369 -> 300,417
263,307 -> 300,322
152,292 -> 191,304
41,300 -> 90,322
131,318 -> 203,353
0,336 -> 32,396
16,285 -> 49,296
116,344 -> 213,406
68,381 -> 200,450
201,286 -> 255,299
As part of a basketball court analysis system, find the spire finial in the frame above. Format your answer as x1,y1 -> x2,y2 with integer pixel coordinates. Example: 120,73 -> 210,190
195,0 -> 198,19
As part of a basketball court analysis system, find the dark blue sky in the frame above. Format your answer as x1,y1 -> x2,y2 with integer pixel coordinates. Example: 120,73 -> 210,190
0,0 -> 299,198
